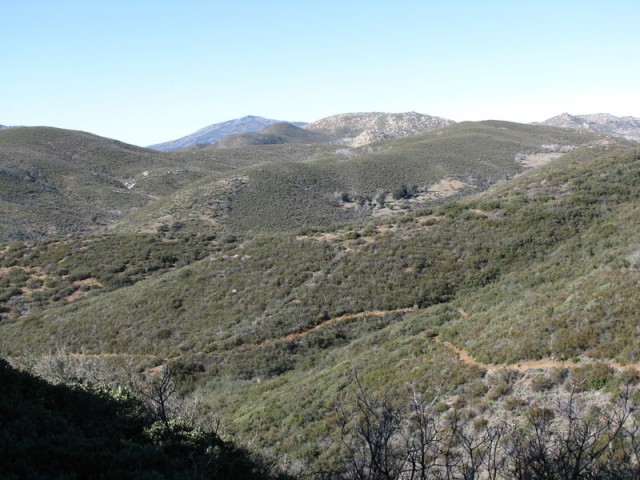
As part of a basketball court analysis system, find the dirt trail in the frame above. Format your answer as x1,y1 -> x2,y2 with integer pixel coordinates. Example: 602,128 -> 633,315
62,307 -> 639,376
433,336 -> 640,373
69,352 -> 156,360
283,307 -> 417,341
253,307 -> 418,347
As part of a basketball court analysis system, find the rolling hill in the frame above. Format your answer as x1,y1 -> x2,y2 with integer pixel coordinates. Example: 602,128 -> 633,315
0,126 -> 341,240
117,121 -> 605,237
1,113 -> 640,475
214,122 -> 335,148
148,115 -> 308,151
0,126 -> 201,240
149,111 -> 453,152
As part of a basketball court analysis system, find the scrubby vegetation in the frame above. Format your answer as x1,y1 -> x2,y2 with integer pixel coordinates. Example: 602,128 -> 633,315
0,126 -> 336,240
1,120 -> 640,475
224,121 -> 602,233
214,122 -> 334,148
330,375 -> 640,479
0,232 -> 219,320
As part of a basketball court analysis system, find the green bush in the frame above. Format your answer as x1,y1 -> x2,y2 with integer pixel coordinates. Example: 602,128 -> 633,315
568,363 -> 615,391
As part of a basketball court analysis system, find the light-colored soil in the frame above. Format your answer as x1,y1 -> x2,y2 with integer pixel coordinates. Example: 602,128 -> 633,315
283,307 -> 418,341
426,178 -> 470,197
433,336 -> 640,373
296,232 -> 343,242
70,352 -> 154,359
520,152 -> 564,168
254,307 -> 418,348
74,278 -> 102,287
65,278 -> 103,302
256,305 -> 639,376
373,178 -> 472,218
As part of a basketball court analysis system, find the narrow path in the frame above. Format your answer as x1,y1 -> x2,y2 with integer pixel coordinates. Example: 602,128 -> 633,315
283,307 -> 417,341
63,309 -> 640,376
433,336 -> 640,373
256,307 -> 418,347
68,352 -> 157,360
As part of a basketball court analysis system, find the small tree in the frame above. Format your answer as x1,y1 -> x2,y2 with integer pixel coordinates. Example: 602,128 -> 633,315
392,185 -> 418,200
129,364 -> 177,426
336,375 -> 407,480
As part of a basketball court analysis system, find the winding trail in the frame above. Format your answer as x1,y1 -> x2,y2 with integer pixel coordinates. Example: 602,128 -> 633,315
258,307 -> 640,376
61,306 -> 640,376
433,336 -> 640,373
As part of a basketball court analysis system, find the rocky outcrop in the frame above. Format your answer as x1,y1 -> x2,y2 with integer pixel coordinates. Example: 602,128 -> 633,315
304,111 -> 455,147
539,113 -> 640,142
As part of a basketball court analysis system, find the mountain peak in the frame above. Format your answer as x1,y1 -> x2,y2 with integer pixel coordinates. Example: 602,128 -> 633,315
304,111 -> 455,147
148,116 -> 307,151
539,112 -> 640,142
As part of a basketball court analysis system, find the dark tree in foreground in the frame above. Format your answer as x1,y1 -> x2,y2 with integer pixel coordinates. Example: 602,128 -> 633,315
0,357 -> 290,480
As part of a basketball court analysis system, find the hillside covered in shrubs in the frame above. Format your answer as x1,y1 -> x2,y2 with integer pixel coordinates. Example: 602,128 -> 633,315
1,120 -> 640,476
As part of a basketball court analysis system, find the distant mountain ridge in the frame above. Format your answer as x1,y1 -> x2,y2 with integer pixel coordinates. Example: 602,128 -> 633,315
539,113 -> 640,142
304,111 -> 455,147
148,115 -> 307,151
150,112 -> 455,151
213,122 -> 334,148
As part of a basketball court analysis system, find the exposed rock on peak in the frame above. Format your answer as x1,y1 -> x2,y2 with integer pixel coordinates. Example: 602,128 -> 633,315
539,113 -> 640,142
304,111 -> 455,147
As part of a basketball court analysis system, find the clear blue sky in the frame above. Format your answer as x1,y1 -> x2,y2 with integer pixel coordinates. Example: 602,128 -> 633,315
2,0 -> 639,146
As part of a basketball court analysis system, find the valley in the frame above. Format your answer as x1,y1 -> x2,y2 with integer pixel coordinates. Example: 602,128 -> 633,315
1,112 -> 640,477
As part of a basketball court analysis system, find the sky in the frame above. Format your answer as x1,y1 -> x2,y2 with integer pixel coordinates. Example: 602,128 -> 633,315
2,0 -> 639,147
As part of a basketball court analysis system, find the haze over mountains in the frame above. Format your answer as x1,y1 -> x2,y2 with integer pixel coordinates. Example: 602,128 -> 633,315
148,115 -> 307,151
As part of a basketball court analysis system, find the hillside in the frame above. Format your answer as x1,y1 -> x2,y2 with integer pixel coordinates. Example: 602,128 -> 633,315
304,111 -> 455,146
2,131 -> 639,473
540,112 -> 640,142
0,126 -> 343,241
0,126 -> 204,240
3,139 -> 635,359
1,119 -> 603,242
112,142 -> 344,237
149,115 -> 308,151
214,122 -> 335,148
117,121 -> 605,236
